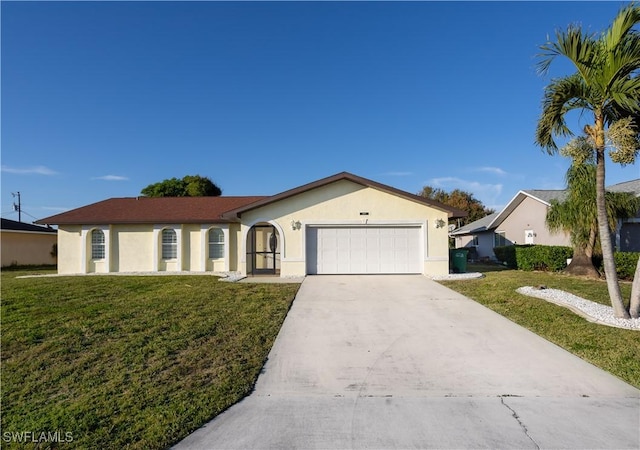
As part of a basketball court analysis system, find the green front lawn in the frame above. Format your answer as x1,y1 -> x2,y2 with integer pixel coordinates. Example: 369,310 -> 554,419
1,269 -> 299,449
439,267 -> 640,388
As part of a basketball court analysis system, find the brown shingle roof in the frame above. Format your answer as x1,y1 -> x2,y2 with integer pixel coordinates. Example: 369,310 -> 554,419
35,196 -> 267,225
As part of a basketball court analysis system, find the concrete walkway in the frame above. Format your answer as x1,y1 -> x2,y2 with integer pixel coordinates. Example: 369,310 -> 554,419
175,275 -> 640,449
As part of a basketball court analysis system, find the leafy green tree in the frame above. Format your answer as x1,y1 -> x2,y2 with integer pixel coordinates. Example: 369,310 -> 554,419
546,160 -> 640,279
418,186 -> 495,226
535,3 -> 640,318
141,175 -> 222,197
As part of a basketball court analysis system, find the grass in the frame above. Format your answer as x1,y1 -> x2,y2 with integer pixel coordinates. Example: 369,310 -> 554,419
3,264 -> 638,448
439,264 -> 640,388
1,268 -> 299,449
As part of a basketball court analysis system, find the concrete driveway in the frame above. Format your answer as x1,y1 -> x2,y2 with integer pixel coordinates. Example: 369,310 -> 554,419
175,275 -> 640,449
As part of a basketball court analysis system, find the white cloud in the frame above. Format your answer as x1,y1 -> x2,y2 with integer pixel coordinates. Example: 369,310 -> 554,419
1,165 -> 58,175
92,175 -> 129,181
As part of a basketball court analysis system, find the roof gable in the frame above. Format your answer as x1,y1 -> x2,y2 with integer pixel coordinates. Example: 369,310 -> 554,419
449,212 -> 499,236
487,190 -> 566,230
223,172 -> 467,219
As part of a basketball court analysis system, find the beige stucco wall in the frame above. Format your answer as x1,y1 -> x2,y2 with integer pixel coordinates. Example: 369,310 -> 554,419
113,224 -> 154,272
1,231 -> 58,267
238,180 -> 451,277
58,226 -> 83,273
499,196 -> 570,247
56,223 -> 236,275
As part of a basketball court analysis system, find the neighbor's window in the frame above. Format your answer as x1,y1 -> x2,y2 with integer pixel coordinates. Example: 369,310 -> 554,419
208,228 -> 224,259
91,229 -> 105,259
162,229 -> 177,259
472,235 -> 479,246
494,231 -> 506,247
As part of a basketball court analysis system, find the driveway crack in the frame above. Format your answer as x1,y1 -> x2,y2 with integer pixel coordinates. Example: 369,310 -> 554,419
499,396 -> 540,450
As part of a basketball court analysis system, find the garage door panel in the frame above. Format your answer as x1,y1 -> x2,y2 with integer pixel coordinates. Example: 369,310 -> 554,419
309,226 -> 421,274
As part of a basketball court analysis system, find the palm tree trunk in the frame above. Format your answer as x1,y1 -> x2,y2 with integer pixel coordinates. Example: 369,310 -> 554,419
586,222 -> 597,259
565,246 -> 600,278
630,257 -> 640,318
595,147 -> 629,318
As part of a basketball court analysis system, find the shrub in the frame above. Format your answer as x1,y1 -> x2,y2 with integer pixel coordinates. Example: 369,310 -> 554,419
515,245 -> 573,272
613,252 -> 639,281
494,245 -> 572,272
494,246 -> 517,268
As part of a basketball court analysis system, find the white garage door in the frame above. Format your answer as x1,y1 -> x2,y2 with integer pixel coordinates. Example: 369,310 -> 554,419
306,226 -> 421,274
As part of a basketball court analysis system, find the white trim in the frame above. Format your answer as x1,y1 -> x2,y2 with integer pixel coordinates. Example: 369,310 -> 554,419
201,224 -> 230,272
241,218 -> 286,263
153,225 -> 181,271
81,225 -> 110,273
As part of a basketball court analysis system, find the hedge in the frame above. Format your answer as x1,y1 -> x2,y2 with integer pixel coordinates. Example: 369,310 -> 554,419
494,245 -> 572,272
494,245 -> 639,279
612,252 -> 640,281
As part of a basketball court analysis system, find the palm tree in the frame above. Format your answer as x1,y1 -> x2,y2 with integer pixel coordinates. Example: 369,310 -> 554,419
535,3 -> 640,318
546,161 -> 640,279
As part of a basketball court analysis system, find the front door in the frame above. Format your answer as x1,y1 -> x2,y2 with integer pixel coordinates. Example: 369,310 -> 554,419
247,225 -> 280,275
525,229 -> 535,245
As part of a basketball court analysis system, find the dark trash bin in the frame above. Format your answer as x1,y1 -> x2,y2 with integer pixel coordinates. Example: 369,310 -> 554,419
450,248 -> 469,273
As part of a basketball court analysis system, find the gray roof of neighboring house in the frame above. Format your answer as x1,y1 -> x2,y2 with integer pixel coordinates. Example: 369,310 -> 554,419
607,179 -> 640,195
450,178 -> 640,237
449,212 -> 499,236
520,190 -> 567,204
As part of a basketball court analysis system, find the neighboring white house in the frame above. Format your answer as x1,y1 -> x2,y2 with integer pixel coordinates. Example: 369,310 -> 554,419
1,218 -> 58,267
37,172 -> 466,277
451,179 -> 640,260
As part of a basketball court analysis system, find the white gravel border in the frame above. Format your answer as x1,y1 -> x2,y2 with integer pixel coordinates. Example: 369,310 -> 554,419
429,272 -> 485,281
517,286 -> 640,330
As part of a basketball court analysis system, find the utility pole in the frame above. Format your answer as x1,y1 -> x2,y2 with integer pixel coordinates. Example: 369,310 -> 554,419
12,191 -> 21,222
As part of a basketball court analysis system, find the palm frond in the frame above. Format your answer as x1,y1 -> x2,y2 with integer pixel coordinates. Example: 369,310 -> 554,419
537,25 -> 598,80
535,74 -> 592,152
602,3 -> 640,54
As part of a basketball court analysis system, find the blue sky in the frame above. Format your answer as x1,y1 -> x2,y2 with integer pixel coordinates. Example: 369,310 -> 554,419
2,1 -> 639,223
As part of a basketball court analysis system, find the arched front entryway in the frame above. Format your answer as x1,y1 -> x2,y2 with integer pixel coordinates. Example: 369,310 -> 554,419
246,223 -> 280,275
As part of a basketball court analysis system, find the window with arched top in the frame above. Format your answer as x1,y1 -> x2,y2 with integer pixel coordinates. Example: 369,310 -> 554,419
208,228 -> 224,259
91,229 -> 105,259
162,229 -> 177,259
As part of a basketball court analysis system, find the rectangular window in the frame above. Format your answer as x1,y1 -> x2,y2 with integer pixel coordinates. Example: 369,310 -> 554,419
494,231 -> 506,248
91,230 -> 105,259
162,229 -> 177,259
472,235 -> 479,246
208,228 -> 224,259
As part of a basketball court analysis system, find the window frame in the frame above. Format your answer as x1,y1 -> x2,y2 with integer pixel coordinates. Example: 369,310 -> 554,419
208,228 -> 224,260
494,231 -> 506,248
162,229 -> 178,260
91,229 -> 105,260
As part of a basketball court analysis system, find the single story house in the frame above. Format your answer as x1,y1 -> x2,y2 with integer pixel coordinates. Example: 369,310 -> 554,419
1,218 -> 58,267
36,172 -> 466,277
451,179 -> 640,260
